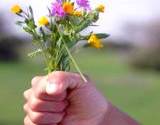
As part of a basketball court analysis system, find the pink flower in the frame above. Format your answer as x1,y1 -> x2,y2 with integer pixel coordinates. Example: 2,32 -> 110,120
76,0 -> 90,10
51,2 -> 65,17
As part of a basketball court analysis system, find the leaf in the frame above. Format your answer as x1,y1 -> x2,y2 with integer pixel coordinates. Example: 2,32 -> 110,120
28,49 -> 43,57
16,21 -> 25,26
23,27 -> 33,34
81,33 -> 110,41
74,18 -> 91,33
74,11 -> 100,33
29,6 -> 34,19
83,43 -> 91,48
28,19 -> 37,29
25,19 -> 29,24
25,18 -> 36,29
95,33 -> 110,39
39,27 -> 46,41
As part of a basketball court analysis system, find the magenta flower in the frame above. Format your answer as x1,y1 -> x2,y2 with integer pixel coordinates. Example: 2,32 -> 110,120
56,0 -> 62,3
76,0 -> 90,10
51,2 -> 65,17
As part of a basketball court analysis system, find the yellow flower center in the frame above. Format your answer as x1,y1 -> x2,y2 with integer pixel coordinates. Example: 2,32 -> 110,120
63,2 -> 74,14
38,16 -> 49,26
97,4 -> 105,13
88,34 -> 103,48
11,4 -> 22,14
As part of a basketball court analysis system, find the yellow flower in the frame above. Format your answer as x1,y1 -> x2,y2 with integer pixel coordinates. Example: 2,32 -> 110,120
11,4 -> 22,14
63,2 -> 74,14
73,11 -> 83,17
97,4 -> 105,13
88,34 -> 103,48
38,16 -> 49,26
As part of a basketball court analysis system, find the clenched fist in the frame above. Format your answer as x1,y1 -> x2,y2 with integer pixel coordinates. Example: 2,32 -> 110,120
23,71 -> 139,125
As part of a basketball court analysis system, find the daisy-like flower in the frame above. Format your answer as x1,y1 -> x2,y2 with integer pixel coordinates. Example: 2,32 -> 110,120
51,2 -> 65,17
38,16 -> 49,26
76,0 -> 90,10
63,2 -> 74,14
11,4 -> 22,14
88,34 -> 103,48
97,4 -> 105,13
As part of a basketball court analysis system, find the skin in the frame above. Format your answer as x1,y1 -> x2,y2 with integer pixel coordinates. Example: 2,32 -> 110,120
23,71 -> 140,125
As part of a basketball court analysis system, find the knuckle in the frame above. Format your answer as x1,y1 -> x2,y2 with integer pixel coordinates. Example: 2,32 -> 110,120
23,104 -> 28,113
29,97 -> 39,110
23,91 -> 27,99
30,112 -> 42,124
23,90 -> 29,99
31,76 -> 41,86
24,116 -> 28,124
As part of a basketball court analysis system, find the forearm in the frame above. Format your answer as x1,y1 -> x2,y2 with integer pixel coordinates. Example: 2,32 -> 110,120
101,104 -> 140,125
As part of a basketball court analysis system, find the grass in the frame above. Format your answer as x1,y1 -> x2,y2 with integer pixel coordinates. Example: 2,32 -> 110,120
0,49 -> 160,125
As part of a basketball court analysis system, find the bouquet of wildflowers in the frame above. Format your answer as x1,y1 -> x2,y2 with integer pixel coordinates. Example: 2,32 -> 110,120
11,0 -> 109,82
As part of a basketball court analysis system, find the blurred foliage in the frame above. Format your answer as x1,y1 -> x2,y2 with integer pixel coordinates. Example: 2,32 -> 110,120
0,37 -> 25,61
128,47 -> 160,71
123,19 -> 160,71
0,14 -> 26,61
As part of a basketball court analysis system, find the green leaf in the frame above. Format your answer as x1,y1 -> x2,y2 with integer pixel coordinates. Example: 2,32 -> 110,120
28,19 -> 37,29
74,19 -> 91,33
74,11 -> 99,33
39,27 -> 46,41
81,33 -> 110,40
95,33 -> 110,39
28,49 -> 43,57
28,6 -> 34,18
16,21 -> 25,26
23,27 -> 33,34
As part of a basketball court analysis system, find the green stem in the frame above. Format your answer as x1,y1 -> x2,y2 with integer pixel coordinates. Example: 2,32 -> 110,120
62,38 -> 87,83
55,24 -> 87,82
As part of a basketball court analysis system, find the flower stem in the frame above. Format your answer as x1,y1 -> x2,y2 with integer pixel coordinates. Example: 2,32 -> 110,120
55,23 -> 87,82
62,38 -> 87,83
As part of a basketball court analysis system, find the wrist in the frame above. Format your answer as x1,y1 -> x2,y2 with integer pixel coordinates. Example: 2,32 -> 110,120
83,101 -> 113,125
99,102 -> 114,125
100,104 -> 140,125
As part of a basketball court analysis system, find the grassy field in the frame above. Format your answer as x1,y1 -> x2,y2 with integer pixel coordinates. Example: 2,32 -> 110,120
0,49 -> 160,125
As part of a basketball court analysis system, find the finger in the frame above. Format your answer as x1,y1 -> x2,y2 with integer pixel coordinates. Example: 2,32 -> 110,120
31,76 -> 43,87
24,116 -> 36,125
28,95 -> 68,112
24,89 -> 32,101
23,104 -> 28,114
46,71 -> 87,95
33,76 -> 67,101
24,116 -> 57,125
37,91 -> 67,101
24,104 -> 65,124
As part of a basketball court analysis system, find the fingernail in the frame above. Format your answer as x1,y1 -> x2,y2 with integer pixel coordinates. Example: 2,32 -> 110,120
46,81 -> 59,95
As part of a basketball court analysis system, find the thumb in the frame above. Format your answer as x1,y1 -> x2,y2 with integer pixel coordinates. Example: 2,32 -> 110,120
46,81 -> 60,95
46,71 -> 86,95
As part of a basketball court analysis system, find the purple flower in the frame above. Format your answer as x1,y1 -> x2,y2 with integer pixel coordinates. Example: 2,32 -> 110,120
56,0 -> 62,3
51,2 -> 65,17
76,0 -> 90,10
